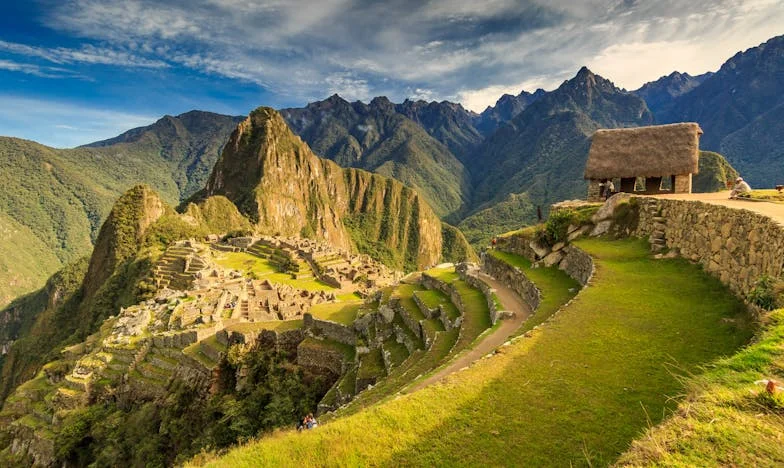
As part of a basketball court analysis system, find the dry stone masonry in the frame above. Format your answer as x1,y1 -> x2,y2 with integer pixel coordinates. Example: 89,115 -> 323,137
633,197 -> 784,297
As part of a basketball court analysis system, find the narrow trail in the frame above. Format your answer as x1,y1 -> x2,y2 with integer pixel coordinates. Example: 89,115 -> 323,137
651,191 -> 784,226
407,271 -> 531,392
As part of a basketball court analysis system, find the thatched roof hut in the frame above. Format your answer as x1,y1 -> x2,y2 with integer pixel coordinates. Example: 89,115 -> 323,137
583,123 -> 702,179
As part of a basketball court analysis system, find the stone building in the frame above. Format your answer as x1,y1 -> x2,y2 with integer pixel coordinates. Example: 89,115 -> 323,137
584,123 -> 703,201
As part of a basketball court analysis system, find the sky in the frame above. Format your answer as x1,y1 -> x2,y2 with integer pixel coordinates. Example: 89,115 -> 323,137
0,0 -> 782,148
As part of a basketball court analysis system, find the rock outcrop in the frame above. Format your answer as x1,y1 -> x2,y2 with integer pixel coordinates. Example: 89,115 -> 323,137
203,107 -> 468,271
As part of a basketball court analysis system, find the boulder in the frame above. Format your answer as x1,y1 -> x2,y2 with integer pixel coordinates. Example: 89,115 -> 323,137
591,193 -> 631,223
543,251 -> 564,267
528,241 -> 550,259
590,220 -> 613,237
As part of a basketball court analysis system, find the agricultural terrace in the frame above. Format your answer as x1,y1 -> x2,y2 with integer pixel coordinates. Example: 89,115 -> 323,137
201,237 -> 753,467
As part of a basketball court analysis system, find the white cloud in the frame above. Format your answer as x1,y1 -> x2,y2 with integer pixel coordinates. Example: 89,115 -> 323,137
0,40 -> 169,68
24,0 -> 784,109
0,95 -> 157,148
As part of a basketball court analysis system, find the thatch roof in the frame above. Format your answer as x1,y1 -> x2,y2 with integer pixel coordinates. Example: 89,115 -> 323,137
584,123 -> 702,179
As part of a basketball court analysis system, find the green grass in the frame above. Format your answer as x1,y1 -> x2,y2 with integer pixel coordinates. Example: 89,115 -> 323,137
214,252 -> 335,291
225,320 -> 303,334
424,267 -> 459,284
299,337 -> 355,362
415,289 -> 459,320
382,340 -> 409,369
183,342 -> 218,369
357,348 -> 386,382
617,307 -> 784,465
748,189 -> 784,204
201,237 -> 754,467
394,284 -> 426,322
309,302 -> 362,325
489,249 -> 580,336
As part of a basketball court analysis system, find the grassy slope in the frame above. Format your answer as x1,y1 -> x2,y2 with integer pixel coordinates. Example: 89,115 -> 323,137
0,112 -> 238,306
618,308 -> 784,466
488,250 -> 580,336
201,238 -> 752,467
0,213 -> 61,306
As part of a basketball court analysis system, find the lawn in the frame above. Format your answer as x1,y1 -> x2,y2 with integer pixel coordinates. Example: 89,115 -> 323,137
199,237 -> 754,467
213,252 -> 336,291
618,307 -> 784,466
309,302 -> 362,325
489,249 -> 580,336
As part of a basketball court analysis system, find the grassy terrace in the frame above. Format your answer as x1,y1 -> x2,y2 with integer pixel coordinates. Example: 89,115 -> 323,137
489,249 -> 580,336
225,320 -> 303,334
394,284 -> 426,321
309,302 -> 362,325
200,238 -> 754,467
618,307 -> 784,466
213,252 -> 335,291
416,289 -> 459,319
299,337 -> 355,362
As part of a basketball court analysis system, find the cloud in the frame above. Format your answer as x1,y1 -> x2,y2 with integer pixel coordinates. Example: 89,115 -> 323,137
0,40 -> 169,68
0,95 -> 157,147
0,59 -> 85,79
25,0 -> 784,110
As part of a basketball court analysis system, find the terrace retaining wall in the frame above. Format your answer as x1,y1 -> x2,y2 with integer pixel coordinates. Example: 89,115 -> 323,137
481,254 -> 542,312
303,313 -> 357,345
633,197 -> 784,298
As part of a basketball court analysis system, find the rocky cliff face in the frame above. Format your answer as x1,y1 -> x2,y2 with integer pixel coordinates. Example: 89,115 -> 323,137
279,95 -> 471,219
204,107 -> 460,271
83,185 -> 165,298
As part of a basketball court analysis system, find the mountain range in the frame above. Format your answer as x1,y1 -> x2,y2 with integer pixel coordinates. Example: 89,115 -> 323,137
1,34 -> 782,311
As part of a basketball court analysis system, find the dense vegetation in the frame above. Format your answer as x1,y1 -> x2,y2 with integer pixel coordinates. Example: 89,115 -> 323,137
0,112 -> 240,307
49,345 -> 329,467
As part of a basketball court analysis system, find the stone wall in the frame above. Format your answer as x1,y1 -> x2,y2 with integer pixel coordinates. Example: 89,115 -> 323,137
481,254 -> 542,311
296,340 -> 349,376
456,263 -> 510,324
303,313 -> 357,345
494,234 -> 539,260
420,273 -> 466,330
256,328 -> 306,355
633,197 -> 784,297
558,246 -> 594,286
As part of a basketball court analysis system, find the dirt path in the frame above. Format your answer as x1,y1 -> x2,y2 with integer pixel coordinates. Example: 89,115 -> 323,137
407,272 -> 531,392
651,191 -> 784,226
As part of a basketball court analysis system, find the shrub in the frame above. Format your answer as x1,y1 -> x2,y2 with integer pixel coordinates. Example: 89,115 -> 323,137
535,206 -> 598,247
748,275 -> 782,310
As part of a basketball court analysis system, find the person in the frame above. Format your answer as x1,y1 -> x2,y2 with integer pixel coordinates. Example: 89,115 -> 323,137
730,177 -> 752,199
305,413 -> 318,429
605,179 -> 615,200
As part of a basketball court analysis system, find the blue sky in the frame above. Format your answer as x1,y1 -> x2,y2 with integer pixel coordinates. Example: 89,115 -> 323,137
0,0 -> 782,148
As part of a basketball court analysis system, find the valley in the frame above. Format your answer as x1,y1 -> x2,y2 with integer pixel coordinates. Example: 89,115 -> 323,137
0,22 -> 782,468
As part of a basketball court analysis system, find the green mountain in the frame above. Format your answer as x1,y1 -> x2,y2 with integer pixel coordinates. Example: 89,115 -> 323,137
200,106 -> 473,271
652,35 -> 784,187
279,95 -> 472,220
393,99 -> 483,162
469,67 -> 654,214
0,111 -> 240,307
0,185 -> 167,400
474,88 -> 545,136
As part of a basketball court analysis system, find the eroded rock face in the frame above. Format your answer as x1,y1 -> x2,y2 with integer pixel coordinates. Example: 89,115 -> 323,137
203,107 -> 451,271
